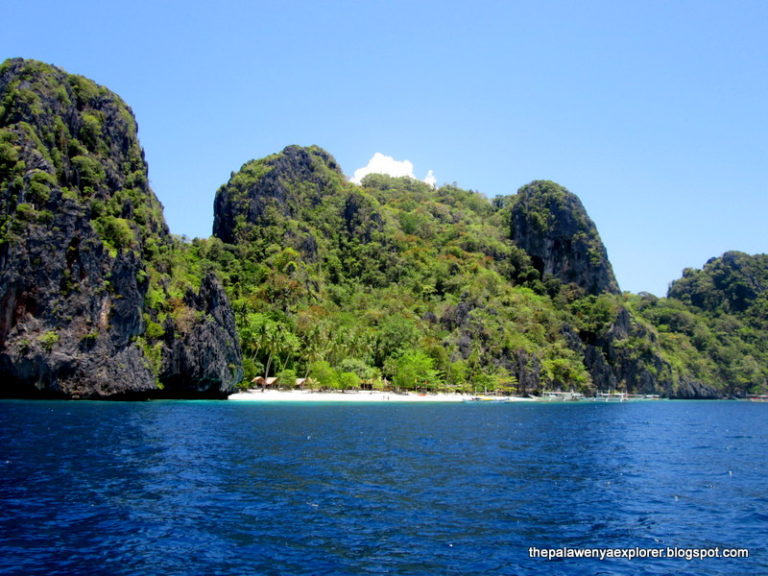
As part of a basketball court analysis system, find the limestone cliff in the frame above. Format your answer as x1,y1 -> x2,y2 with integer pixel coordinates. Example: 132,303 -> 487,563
0,58 -> 241,398
508,180 -> 619,295
213,145 -> 346,246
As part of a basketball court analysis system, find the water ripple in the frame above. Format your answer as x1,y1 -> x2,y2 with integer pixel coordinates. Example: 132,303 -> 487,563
0,400 -> 766,575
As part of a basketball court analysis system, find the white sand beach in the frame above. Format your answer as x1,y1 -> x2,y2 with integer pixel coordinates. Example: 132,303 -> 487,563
228,389 -> 535,403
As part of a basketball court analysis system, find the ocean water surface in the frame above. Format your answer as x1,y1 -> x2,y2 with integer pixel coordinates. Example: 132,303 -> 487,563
0,400 -> 766,575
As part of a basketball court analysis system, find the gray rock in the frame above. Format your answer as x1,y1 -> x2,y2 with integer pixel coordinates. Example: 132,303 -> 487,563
0,58 -> 242,399
509,180 -> 619,295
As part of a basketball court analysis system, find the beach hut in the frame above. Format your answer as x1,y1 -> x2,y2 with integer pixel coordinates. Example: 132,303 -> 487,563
251,376 -> 278,390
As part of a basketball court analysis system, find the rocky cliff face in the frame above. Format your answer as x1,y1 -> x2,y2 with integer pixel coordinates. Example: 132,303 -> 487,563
211,144 -> 390,281
508,180 -> 619,295
0,58 -> 241,398
580,307 -> 718,399
213,145 -> 345,245
504,182 -> 724,397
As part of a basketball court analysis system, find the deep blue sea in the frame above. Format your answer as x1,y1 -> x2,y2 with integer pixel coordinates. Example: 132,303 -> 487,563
1,400 -> 766,576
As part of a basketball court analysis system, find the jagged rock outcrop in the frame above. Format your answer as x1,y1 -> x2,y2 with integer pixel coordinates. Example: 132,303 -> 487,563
0,58 -> 241,398
213,145 -> 345,245
212,144 -> 389,284
580,306 -> 721,398
670,378 -> 721,399
509,180 -> 619,295
159,274 -> 241,398
584,307 -> 665,394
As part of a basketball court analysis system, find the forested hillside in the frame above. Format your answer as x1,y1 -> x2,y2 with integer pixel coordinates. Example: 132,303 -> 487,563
630,252 -> 768,397
0,58 -> 765,399
197,145 -> 767,398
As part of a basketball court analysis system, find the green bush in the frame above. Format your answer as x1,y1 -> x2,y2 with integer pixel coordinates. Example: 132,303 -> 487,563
338,371 -> 360,390
39,330 -> 59,353
276,368 -> 297,389
79,112 -> 102,149
0,139 -> 20,179
145,320 -> 165,340
308,360 -> 339,390
95,215 -> 135,254
15,203 -> 35,220
70,155 -> 104,189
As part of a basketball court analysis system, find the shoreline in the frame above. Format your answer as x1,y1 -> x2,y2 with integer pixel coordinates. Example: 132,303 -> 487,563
226,390 -> 678,403
228,389 -> 537,403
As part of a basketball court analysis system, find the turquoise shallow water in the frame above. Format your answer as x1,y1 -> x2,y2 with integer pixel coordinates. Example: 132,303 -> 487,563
0,400 -> 766,575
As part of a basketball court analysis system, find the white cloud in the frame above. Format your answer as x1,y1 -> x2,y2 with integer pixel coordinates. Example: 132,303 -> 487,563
351,152 -> 436,188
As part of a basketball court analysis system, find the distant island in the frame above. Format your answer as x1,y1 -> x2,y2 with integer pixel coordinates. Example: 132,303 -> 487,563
0,58 -> 766,400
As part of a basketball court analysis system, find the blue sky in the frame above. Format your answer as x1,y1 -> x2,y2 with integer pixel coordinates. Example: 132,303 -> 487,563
3,0 -> 767,296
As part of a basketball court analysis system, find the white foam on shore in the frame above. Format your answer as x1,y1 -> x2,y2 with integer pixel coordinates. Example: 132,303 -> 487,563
228,390 -> 534,403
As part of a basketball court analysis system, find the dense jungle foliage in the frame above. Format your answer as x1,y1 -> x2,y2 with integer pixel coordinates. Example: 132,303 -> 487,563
2,58 -> 765,399
179,146 -> 766,397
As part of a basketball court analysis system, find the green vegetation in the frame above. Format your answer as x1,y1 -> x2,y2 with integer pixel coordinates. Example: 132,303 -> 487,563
629,252 -> 768,396
198,146 -> 767,398
0,58 -> 215,386
203,154 -> 570,393
1,58 -> 764,399
39,330 -> 59,353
